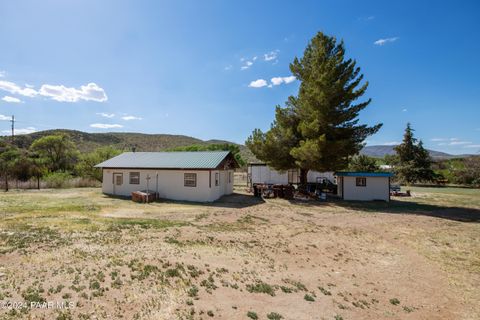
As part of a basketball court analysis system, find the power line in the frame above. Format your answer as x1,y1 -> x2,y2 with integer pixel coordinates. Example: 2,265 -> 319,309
11,115 -> 14,143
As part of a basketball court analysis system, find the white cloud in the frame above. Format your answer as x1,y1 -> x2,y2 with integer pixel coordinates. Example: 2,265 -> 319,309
0,71 -> 6,78
224,65 -> 233,71
0,114 -> 10,120
359,16 -> 375,21
121,115 -> 142,121
2,96 -> 22,103
450,141 -> 471,145
241,60 -> 254,70
271,76 -> 296,86
434,138 -> 473,146
96,112 -> 115,118
1,127 -> 36,135
90,123 -> 123,129
402,108 -> 407,112
15,127 -> 36,134
380,141 -> 400,146
374,37 -> 399,46
264,50 -> 279,61
0,80 -> 38,97
0,80 -> 107,102
39,82 -> 107,102
248,79 -> 268,88
464,144 -> 480,148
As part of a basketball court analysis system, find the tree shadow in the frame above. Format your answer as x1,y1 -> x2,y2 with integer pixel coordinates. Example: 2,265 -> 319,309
293,197 -> 480,223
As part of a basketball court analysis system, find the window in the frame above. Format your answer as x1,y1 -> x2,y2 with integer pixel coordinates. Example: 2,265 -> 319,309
228,171 -> 232,183
184,173 -> 197,187
129,172 -> 140,184
215,172 -> 219,186
356,177 -> 366,187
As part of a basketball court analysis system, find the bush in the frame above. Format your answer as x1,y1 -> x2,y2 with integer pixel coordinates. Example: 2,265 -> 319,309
43,172 -> 73,188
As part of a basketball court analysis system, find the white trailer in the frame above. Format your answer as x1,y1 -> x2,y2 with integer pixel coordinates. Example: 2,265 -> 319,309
247,163 -> 335,186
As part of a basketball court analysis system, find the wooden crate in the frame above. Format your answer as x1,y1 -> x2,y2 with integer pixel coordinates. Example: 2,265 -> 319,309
131,191 -> 157,203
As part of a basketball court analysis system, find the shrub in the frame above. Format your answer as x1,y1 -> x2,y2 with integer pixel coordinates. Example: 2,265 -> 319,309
267,312 -> 283,320
246,281 -> 276,296
43,172 -> 73,188
304,294 -> 315,302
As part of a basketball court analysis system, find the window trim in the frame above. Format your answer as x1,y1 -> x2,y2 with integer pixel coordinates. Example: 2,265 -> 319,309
184,173 -> 197,187
356,177 -> 367,187
129,172 -> 140,185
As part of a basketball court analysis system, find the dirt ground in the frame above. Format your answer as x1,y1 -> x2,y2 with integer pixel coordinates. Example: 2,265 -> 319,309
0,186 -> 479,320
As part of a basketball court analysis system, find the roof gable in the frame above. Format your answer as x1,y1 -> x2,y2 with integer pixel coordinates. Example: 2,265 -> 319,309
95,151 -> 238,169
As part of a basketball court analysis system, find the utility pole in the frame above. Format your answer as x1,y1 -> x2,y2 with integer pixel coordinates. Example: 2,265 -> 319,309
10,115 -> 14,143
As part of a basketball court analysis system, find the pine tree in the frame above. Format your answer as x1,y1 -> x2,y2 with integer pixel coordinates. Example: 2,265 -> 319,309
246,32 -> 381,187
394,123 -> 435,184
348,155 -> 380,172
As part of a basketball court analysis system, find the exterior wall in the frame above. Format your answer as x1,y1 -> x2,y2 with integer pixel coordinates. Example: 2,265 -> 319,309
307,171 -> 335,183
102,169 -> 234,202
248,165 -> 333,184
342,176 -> 390,201
248,165 -> 288,185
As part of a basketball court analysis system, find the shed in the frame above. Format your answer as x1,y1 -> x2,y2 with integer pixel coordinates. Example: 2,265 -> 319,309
247,163 -> 334,186
95,151 -> 239,202
336,172 -> 393,202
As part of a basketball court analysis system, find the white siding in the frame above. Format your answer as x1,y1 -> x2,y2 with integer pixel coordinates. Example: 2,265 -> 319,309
102,169 -> 234,202
341,176 -> 390,202
248,165 -> 333,184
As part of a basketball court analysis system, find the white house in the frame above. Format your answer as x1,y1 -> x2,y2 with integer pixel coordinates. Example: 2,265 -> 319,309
336,172 -> 393,202
95,151 -> 239,202
247,163 -> 335,185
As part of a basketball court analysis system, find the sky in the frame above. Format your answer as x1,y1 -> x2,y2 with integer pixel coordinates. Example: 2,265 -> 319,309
0,0 -> 479,155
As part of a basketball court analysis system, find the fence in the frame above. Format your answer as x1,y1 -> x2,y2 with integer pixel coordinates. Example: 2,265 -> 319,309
0,177 -> 100,190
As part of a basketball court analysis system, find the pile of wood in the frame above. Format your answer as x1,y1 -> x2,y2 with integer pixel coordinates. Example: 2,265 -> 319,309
131,191 -> 157,203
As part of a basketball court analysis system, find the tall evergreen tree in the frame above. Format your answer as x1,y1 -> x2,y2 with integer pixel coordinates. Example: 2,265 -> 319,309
247,32 -> 381,186
348,155 -> 380,172
394,123 -> 435,184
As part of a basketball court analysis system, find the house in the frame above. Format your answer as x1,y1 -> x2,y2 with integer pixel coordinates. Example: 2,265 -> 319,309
247,163 -> 335,186
336,172 -> 393,202
95,151 -> 239,202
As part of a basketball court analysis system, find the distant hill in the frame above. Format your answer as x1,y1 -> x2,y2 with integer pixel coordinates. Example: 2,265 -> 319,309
1,130 -> 472,164
360,145 -> 471,160
1,129 -> 257,164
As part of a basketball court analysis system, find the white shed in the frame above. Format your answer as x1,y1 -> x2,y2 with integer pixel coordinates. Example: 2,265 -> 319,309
247,163 -> 335,185
336,172 -> 393,202
95,151 -> 239,202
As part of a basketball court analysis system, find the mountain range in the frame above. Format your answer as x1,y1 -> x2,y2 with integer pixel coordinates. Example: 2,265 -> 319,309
1,129 -> 472,162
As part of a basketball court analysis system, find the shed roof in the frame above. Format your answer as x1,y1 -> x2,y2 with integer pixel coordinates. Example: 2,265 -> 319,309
335,171 -> 393,177
95,151 -> 238,169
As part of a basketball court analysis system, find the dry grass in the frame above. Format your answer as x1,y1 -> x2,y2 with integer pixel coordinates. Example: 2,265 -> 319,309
0,186 -> 479,319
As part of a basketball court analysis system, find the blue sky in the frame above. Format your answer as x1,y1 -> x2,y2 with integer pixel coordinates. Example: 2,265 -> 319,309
0,0 -> 479,155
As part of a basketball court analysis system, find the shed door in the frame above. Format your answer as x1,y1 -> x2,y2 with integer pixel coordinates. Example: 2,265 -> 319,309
112,173 -> 123,195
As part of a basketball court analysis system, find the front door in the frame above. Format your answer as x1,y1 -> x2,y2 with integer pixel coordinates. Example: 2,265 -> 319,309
112,173 -> 123,195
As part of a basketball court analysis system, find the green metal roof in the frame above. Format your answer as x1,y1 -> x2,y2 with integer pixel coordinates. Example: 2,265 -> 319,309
95,151 -> 234,169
